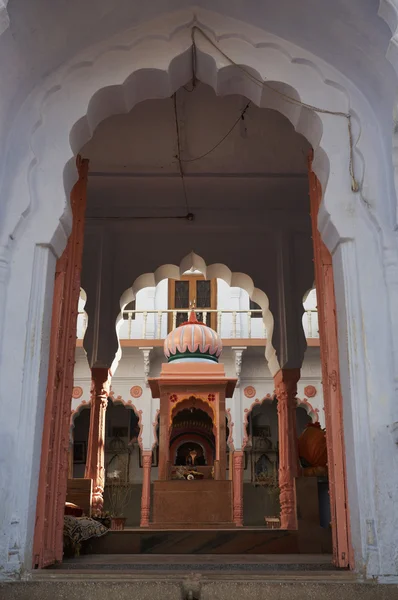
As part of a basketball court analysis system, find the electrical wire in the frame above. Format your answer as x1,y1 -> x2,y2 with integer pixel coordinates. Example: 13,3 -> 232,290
173,92 -> 191,213
191,25 -> 359,193
181,102 -> 251,163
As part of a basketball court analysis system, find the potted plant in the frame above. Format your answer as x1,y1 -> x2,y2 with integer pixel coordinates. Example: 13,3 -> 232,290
105,475 -> 132,530
92,510 -> 111,529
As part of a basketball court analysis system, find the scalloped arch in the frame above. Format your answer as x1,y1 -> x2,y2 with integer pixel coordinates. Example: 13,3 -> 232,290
296,397 -> 319,423
70,392 -> 144,449
2,6 -> 374,258
114,252 -> 279,376
242,393 -> 275,449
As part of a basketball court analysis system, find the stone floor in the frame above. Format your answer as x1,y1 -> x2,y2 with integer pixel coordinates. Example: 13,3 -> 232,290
50,552 -> 338,573
1,555 -> 398,599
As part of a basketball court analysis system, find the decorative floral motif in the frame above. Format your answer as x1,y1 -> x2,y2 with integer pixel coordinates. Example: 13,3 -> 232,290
304,385 -> 317,398
130,385 -> 143,399
208,393 -> 215,402
244,385 -> 256,399
72,386 -> 83,399
169,394 -> 178,403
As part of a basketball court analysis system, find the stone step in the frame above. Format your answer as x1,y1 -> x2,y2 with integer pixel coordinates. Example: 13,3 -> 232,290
86,527 -> 329,554
1,575 -> 397,600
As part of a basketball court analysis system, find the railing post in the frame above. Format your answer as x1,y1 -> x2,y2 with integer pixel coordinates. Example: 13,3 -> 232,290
157,311 -> 162,339
307,310 -> 312,338
248,311 -> 252,338
143,311 -> 148,339
217,311 -> 222,335
232,311 -> 237,338
203,310 -> 207,325
128,312 -> 132,339
172,310 -> 177,329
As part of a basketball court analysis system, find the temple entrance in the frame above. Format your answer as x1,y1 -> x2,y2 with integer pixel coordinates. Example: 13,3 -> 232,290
32,56 -> 350,567
171,408 -> 215,467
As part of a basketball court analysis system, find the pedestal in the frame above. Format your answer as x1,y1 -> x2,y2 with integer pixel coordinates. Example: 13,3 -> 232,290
152,480 -> 233,527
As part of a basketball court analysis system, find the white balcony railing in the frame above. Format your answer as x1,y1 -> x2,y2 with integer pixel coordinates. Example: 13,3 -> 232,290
77,308 -> 319,341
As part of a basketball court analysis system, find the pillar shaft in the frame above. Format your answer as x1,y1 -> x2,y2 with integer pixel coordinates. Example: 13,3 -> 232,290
274,368 -> 300,530
85,367 -> 110,512
140,450 -> 152,527
308,152 -> 350,567
215,393 -> 227,480
32,156 -> 89,568
232,450 -> 244,526
158,393 -> 170,480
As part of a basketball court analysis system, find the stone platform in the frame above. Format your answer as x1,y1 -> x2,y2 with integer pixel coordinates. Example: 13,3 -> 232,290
152,479 -> 233,527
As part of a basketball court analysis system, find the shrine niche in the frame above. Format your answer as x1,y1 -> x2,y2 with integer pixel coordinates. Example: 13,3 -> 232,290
148,310 -> 237,527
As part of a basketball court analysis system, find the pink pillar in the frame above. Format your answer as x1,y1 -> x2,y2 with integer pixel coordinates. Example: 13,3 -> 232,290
33,156 -> 89,568
274,368 -> 300,530
232,450 -> 244,527
308,152 -> 351,567
85,367 -> 110,513
140,450 -> 152,527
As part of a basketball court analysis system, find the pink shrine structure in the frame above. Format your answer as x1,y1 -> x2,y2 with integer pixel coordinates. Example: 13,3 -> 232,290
148,311 -> 238,528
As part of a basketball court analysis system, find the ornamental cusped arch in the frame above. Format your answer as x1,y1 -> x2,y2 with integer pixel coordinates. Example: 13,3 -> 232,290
114,252 -> 278,375
2,7 -> 395,391
70,392 -> 144,450
2,6 -> 386,258
1,8 -> 395,388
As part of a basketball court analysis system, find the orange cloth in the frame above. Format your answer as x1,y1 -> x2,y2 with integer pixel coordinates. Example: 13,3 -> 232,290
298,423 -> 327,468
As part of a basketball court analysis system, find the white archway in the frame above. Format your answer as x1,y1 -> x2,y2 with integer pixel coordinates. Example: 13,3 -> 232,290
113,251 -> 278,375
0,8 -> 397,580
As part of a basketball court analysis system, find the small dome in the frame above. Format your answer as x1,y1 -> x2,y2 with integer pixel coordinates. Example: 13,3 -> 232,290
164,311 -> 222,363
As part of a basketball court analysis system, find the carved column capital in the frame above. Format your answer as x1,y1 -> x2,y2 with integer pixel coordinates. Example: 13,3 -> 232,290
91,367 -> 111,399
232,346 -> 247,387
274,368 -> 300,401
139,347 -> 153,387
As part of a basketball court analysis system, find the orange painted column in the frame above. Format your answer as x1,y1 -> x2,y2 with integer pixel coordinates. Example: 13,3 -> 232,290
232,450 -> 244,526
85,368 -> 110,512
140,450 -> 152,527
158,393 -> 170,480
214,392 -> 227,480
32,156 -> 89,568
308,153 -> 351,568
274,368 -> 300,530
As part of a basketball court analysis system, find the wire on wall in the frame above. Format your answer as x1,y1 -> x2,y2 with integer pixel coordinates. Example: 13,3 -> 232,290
173,92 -> 191,215
191,25 -> 359,193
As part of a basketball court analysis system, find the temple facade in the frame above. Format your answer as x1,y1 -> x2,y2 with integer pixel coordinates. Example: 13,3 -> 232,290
0,1 -> 397,589
71,283 -> 324,528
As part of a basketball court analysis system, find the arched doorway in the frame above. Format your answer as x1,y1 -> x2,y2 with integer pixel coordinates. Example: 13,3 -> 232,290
24,17 -> 380,572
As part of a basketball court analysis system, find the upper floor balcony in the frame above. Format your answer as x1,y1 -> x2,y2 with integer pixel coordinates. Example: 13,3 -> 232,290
76,306 -> 319,347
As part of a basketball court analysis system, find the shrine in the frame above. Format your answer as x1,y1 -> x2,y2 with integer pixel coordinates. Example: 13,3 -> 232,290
148,310 -> 238,528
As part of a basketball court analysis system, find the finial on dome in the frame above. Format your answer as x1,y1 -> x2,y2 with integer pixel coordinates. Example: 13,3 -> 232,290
188,299 -> 197,324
